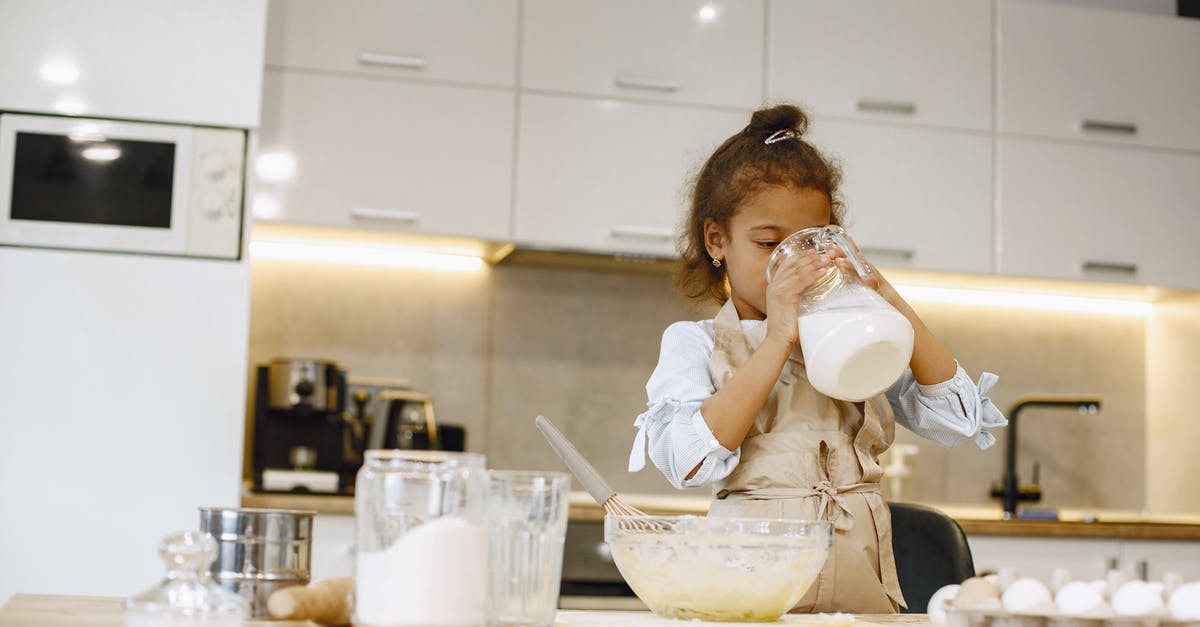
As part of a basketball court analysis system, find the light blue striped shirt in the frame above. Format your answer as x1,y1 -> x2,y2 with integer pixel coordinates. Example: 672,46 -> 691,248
627,318 -> 1007,490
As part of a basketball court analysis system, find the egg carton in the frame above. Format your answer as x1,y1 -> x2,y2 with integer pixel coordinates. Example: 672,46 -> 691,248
946,607 -> 1200,627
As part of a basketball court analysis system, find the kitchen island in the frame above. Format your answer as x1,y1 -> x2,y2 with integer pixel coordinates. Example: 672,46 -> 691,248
0,595 -> 931,626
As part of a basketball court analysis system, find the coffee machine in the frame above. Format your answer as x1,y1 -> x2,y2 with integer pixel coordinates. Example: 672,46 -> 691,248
252,358 -> 352,494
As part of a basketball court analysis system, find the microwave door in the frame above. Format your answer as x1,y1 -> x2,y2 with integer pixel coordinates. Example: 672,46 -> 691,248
0,114 -> 192,255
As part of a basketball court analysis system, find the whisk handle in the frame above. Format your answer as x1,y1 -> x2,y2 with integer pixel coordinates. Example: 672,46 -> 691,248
535,415 -> 617,506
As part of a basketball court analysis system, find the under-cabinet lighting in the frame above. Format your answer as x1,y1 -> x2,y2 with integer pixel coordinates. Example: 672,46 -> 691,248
893,283 -> 1152,316
250,237 -> 484,272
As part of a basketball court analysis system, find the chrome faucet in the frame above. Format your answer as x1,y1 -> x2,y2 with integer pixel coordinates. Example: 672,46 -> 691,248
990,395 -> 1101,520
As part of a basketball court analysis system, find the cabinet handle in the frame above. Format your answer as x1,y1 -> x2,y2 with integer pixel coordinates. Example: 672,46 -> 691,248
610,225 -> 673,241
1081,260 -> 1138,276
357,51 -> 427,70
350,207 -> 419,223
1081,119 -> 1138,136
860,246 -> 916,261
613,75 -> 681,93
1137,559 -> 1149,581
856,99 -> 917,116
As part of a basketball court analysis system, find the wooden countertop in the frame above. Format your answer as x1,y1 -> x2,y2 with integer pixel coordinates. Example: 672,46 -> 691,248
0,595 -> 928,626
0,595 -> 314,626
240,491 -> 1200,541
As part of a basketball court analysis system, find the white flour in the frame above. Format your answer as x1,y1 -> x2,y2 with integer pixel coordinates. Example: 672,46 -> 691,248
355,516 -> 487,627
799,306 -> 914,402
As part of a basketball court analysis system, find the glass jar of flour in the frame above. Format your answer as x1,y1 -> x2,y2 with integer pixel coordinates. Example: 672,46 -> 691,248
355,450 -> 488,627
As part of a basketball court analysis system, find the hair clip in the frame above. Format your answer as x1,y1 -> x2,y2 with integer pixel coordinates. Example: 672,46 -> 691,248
764,129 -> 799,145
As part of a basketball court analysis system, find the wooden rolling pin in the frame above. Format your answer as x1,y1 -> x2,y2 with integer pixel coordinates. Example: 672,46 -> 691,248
267,577 -> 353,626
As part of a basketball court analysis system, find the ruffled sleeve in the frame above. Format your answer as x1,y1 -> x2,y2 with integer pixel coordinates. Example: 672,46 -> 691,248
628,321 -> 740,489
887,363 -> 1008,449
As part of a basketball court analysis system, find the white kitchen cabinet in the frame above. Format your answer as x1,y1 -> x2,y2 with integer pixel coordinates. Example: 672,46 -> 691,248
521,0 -> 764,109
256,69 -> 514,240
0,0 -> 266,128
999,138 -> 1200,291
264,0 -> 518,88
1121,540 -> 1200,581
807,119 -> 993,275
311,514 -> 355,581
968,536 -> 1122,582
999,0 -> 1200,152
514,94 -> 745,257
768,0 -> 992,132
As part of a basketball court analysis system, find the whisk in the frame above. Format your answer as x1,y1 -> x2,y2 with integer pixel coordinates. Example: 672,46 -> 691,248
534,415 -> 649,518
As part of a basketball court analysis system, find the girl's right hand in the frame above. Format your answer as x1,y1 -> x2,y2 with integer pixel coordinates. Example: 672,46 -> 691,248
764,250 -> 829,347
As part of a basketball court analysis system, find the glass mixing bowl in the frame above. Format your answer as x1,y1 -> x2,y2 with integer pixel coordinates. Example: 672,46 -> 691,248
604,515 -> 833,622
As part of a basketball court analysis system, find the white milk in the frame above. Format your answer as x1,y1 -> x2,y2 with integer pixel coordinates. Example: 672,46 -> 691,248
799,306 -> 914,402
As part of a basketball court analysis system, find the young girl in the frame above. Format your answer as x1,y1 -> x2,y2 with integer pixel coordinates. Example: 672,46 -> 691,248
627,104 -> 1006,613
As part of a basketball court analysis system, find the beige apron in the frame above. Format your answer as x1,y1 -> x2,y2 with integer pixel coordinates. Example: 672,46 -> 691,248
705,300 -> 905,613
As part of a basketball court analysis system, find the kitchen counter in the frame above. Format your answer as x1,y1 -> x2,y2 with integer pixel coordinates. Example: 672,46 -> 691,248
242,491 -> 1200,541
0,595 -> 929,626
0,594 -> 314,626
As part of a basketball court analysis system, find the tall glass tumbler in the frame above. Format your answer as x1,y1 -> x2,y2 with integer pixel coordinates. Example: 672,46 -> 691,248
487,470 -> 571,627
355,450 -> 488,627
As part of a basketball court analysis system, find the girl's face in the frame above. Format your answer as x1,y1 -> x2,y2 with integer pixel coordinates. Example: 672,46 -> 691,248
704,184 -> 832,320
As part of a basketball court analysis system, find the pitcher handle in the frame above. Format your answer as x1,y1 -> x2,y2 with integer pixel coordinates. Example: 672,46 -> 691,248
826,226 -> 874,280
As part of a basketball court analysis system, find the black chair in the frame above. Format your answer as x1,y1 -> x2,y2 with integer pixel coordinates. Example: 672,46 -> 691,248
888,502 -> 975,613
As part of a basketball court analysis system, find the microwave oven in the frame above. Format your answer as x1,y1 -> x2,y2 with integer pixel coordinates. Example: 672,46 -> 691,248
0,111 -> 246,260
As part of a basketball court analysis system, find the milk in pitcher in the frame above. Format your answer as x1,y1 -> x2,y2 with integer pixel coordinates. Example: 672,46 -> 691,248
767,225 -> 916,402
799,304 -> 914,402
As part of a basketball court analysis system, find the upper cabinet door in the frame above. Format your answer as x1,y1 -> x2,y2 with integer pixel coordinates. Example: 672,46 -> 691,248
807,120 -> 993,275
256,70 -> 514,241
521,0 -> 765,109
514,94 -> 745,257
768,0 -> 992,132
999,138 -> 1200,291
264,0 -> 519,88
1000,1 -> 1200,152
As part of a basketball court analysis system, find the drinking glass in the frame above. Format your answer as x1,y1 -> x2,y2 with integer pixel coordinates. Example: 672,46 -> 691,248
487,470 -> 571,627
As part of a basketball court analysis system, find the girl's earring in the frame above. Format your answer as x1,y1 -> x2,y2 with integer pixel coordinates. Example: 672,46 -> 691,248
712,258 -> 722,268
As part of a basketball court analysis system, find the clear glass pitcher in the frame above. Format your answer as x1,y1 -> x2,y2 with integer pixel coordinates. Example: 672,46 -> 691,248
765,225 -> 914,402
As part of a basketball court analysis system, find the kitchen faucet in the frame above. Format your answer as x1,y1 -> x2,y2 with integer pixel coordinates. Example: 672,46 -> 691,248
990,395 -> 1102,520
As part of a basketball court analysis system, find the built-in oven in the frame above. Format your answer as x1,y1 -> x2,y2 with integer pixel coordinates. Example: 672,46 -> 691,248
559,520 -> 646,611
0,111 -> 246,259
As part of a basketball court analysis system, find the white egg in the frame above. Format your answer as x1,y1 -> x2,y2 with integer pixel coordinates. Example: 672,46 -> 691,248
1112,580 -> 1165,616
956,576 -> 1002,610
1055,580 -> 1106,615
928,584 -> 960,627
1002,578 -> 1053,613
1169,582 -> 1200,620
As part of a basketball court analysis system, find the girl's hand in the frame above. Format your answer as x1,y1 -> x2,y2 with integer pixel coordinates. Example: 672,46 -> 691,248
764,249 -> 830,347
830,245 -> 907,312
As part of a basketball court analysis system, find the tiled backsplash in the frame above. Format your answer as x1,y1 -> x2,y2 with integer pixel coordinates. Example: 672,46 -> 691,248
250,259 -> 1170,512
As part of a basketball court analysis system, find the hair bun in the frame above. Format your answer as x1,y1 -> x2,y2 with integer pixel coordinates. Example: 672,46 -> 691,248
746,104 -> 809,138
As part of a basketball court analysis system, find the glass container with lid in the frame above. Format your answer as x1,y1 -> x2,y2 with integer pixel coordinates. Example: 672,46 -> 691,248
125,530 -> 246,627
